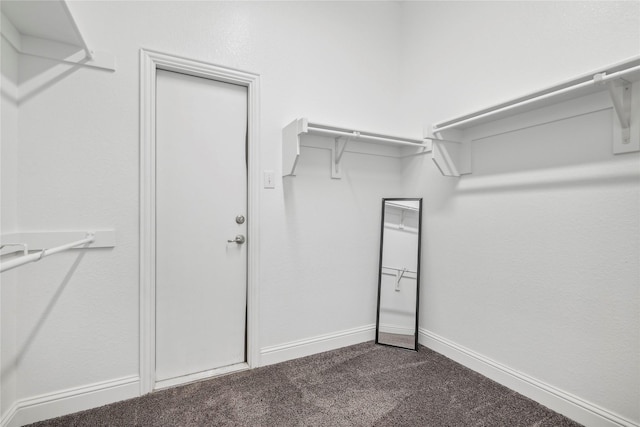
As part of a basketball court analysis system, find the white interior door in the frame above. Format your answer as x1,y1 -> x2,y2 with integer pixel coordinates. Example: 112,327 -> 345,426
155,69 -> 248,386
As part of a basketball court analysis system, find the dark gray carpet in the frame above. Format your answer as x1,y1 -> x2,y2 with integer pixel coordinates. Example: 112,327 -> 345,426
29,342 -> 582,426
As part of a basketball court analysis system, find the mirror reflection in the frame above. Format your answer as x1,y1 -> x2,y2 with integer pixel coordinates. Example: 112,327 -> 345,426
375,198 -> 422,351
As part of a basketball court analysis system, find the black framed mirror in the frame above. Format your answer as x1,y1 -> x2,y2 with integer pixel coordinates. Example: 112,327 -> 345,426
375,198 -> 422,351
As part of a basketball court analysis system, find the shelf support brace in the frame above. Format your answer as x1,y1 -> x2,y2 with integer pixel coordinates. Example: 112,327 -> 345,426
0,243 -> 28,256
425,127 -> 471,177
595,73 -> 639,154
606,81 -> 631,131
331,136 -> 350,179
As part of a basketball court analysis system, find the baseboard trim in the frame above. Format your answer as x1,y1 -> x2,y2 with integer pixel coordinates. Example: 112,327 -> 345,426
6,330 -> 633,427
260,324 -> 376,367
0,403 -> 18,427
419,328 -> 638,427
3,375 -> 139,427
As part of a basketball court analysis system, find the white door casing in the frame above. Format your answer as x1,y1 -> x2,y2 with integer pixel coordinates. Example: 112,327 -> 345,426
139,49 -> 260,394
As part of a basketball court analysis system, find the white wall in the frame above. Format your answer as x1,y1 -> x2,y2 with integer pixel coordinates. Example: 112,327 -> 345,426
1,1 -> 406,424
1,1 -> 639,426
398,1 -> 639,425
1,35 -> 20,421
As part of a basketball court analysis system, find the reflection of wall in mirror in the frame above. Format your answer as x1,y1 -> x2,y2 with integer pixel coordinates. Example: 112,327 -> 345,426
379,203 -> 419,335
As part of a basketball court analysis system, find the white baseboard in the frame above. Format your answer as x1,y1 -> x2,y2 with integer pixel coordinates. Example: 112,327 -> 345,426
2,375 -> 139,427
419,328 -> 638,427
260,324 -> 376,367
5,329 -> 633,427
0,404 -> 17,427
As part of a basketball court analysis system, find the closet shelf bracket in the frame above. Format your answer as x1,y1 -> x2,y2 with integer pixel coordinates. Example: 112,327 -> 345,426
424,128 -> 470,178
331,136 -> 350,179
597,74 -> 631,129
595,73 -> 636,151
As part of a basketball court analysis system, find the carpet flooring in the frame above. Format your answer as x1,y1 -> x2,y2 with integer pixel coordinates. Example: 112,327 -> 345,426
29,342 -> 582,426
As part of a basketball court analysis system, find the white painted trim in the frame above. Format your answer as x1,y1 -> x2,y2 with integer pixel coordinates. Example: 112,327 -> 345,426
0,403 -> 17,427
139,47 -> 156,396
1,376 -> 139,427
418,328 -> 638,427
139,48 -> 261,394
260,325 -> 376,367
154,362 -> 249,391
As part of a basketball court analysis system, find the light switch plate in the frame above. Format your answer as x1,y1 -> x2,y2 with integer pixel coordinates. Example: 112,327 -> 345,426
264,170 -> 275,189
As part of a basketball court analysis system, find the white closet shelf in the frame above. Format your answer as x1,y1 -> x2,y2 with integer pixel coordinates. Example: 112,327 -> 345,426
1,0 -> 115,71
426,56 -> 640,177
282,118 -> 427,178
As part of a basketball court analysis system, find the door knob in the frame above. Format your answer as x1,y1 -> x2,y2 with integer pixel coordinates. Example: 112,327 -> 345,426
227,235 -> 246,244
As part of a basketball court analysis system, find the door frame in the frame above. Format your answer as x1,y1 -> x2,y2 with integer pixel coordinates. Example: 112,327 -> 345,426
139,48 -> 261,394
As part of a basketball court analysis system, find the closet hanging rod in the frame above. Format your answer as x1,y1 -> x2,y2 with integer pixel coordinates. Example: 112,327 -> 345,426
382,266 -> 417,274
385,202 -> 420,212
0,233 -> 95,273
307,126 -> 425,147
432,63 -> 640,134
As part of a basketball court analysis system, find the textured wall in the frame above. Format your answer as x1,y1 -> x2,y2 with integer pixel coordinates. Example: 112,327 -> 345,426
398,1 -> 640,423
1,36 -> 20,419
2,1 -> 639,425
6,0 -> 405,405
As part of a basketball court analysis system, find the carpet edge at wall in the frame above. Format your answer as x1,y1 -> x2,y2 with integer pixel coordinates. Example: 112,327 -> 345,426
1,375 -> 139,427
259,324 -> 376,367
6,327 -> 636,427
418,328 -> 638,427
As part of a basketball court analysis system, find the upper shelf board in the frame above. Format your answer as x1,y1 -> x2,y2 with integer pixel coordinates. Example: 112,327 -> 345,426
1,0 -> 115,71
427,56 -> 640,177
431,56 -> 640,132
282,118 -> 426,178
2,0 -> 83,46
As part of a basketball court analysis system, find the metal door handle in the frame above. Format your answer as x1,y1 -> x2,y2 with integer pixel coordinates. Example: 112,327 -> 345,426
227,235 -> 245,244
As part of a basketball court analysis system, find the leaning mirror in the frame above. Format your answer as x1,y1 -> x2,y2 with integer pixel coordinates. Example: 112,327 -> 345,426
375,198 -> 422,351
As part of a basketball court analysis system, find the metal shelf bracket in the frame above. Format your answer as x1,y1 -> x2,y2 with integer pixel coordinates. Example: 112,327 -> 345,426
425,127 -> 471,178
595,73 -> 639,154
331,136 -> 350,179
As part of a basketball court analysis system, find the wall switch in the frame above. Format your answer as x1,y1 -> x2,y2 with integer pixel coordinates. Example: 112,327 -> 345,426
264,170 -> 275,189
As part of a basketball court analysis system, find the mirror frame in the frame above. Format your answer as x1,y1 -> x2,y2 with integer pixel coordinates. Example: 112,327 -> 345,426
375,198 -> 422,351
